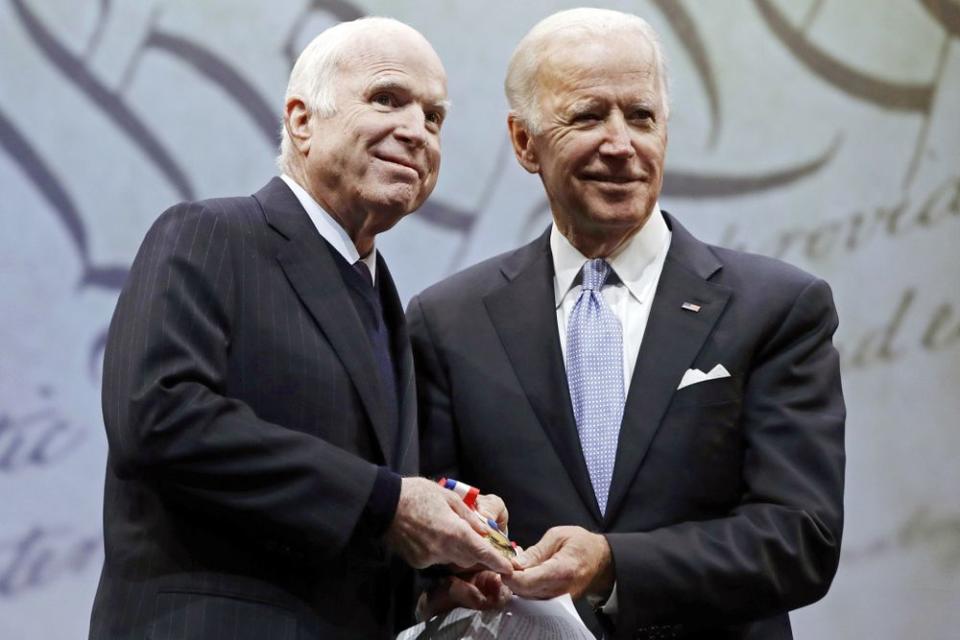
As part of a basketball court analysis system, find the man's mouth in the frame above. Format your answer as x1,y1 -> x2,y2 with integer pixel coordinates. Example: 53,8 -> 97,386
581,174 -> 643,184
376,154 -> 421,178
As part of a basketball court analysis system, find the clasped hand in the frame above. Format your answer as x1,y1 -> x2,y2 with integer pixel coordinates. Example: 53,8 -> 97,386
386,477 -> 513,574
415,521 -> 615,620
506,525 -> 613,600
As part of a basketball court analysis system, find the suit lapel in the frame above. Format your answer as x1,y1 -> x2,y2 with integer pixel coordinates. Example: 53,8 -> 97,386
253,178 -> 393,466
483,231 -> 603,524
377,252 -> 418,474
603,214 -> 731,524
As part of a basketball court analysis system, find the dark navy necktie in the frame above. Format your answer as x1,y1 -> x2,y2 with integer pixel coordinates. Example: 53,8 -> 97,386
351,260 -> 400,466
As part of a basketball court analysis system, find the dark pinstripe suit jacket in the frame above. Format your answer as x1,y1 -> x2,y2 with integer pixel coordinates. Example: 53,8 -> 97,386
90,178 -> 418,639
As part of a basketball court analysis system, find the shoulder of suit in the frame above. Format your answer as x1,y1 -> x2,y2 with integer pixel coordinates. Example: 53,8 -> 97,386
709,243 -> 821,286
703,242 -> 835,314
148,194 -> 260,237
179,194 -> 260,221
665,211 -> 821,292
415,239 -> 541,307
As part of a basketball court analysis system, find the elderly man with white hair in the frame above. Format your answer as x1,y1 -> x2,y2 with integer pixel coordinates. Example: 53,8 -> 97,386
89,17 -> 512,640
410,8 -> 845,639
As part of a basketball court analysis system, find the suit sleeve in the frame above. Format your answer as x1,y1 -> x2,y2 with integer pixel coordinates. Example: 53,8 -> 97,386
102,202 -> 388,558
606,277 -> 845,632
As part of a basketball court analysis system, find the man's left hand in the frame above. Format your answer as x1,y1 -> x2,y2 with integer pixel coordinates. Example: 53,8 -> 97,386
504,526 -> 614,600
416,571 -> 512,621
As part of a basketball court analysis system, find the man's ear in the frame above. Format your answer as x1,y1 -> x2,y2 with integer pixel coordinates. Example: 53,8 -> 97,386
285,97 -> 312,154
508,114 -> 539,174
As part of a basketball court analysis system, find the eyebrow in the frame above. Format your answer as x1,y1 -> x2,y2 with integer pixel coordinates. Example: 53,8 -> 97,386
367,78 -> 450,113
566,99 -> 603,115
566,97 -> 657,116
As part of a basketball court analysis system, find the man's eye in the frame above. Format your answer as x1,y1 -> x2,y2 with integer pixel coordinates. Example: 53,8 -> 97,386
633,108 -> 654,121
425,111 -> 443,126
372,93 -> 395,107
574,113 -> 599,122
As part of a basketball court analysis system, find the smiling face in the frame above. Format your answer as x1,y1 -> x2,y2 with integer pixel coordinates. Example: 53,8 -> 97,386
510,31 -> 668,256
290,27 -> 447,245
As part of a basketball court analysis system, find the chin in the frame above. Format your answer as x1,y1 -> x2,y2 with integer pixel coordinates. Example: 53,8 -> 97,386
368,186 -> 422,214
582,202 -> 649,224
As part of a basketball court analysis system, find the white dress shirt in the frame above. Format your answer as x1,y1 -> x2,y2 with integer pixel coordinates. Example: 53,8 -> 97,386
280,174 -> 377,282
551,205 -> 671,616
552,204 -> 672,384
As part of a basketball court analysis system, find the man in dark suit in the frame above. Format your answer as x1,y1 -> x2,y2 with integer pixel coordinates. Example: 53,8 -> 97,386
90,17 -> 511,640
408,8 -> 845,639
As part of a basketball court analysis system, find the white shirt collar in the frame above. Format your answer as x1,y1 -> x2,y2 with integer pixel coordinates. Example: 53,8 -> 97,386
280,174 -> 377,282
551,203 -> 669,307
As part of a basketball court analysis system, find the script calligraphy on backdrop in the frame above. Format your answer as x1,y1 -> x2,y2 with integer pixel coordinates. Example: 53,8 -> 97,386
1,1 -> 957,638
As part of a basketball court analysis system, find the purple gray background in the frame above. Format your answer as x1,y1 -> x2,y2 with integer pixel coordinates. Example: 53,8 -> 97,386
1,1 -> 958,637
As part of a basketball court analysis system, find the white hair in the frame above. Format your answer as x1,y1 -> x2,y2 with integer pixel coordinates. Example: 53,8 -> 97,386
276,17 -> 425,173
505,8 -> 670,134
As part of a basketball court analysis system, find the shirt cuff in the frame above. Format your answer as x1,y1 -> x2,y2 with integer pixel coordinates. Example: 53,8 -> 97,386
601,580 -> 619,616
360,466 -> 402,537
587,580 -> 619,616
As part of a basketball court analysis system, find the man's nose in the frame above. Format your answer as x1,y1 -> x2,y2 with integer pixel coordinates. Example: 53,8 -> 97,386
394,105 -> 429,147
598,114 -> 634,158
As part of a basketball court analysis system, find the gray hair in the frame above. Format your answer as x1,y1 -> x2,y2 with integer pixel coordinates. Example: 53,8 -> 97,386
276,17 -> 424,173
505,8 -> 670,134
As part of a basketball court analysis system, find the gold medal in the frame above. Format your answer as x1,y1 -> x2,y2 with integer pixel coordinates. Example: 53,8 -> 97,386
486,527 -> 516,557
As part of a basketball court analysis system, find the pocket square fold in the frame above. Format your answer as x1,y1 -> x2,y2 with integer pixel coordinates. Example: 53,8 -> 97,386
677,364 -> 731,390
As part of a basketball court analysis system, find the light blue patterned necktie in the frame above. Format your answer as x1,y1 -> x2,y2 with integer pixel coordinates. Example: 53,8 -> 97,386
566,258 -> 625,515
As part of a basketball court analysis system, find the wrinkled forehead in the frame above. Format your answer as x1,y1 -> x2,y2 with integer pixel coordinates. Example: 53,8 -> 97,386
337,28 -> 447,93
541,29 -> 659,82
536,31 -> 662,103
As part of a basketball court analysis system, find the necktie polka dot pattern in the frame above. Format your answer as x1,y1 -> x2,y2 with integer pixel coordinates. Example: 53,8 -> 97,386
565,258 -> 625,515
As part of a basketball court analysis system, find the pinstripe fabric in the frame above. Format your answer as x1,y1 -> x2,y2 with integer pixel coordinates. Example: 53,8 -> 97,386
89,178 -> 417,639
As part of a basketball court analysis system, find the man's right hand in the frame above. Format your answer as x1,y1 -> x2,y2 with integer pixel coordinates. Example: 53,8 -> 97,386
386,477 -> 514,574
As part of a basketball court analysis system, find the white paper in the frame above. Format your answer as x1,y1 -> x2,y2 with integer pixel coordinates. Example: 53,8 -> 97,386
396,594 -> 593,640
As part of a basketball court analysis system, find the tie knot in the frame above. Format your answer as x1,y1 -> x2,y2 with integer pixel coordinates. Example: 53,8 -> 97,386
581,259 -> 611,291
353,260 -> 373,288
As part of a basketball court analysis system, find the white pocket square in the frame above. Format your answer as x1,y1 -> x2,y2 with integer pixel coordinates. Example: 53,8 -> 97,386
677,364 -> 731,390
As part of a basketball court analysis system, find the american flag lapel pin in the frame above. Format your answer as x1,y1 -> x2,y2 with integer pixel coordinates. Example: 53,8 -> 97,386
681,302 -> 701,313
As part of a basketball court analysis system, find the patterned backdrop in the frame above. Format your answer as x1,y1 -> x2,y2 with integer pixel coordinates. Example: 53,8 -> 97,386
1,1 -> 958,637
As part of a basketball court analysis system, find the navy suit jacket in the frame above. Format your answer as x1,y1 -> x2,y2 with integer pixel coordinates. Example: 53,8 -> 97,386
90,178 -> 417,639
408,213 -> 845,640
